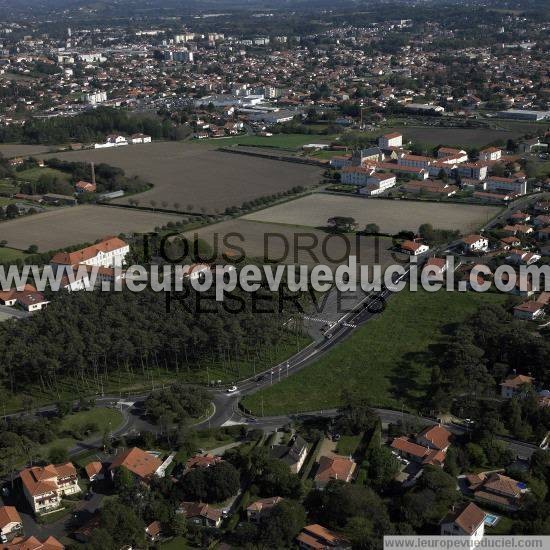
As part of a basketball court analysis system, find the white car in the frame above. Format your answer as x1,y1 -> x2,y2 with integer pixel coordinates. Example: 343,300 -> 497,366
226,385 -> 238,393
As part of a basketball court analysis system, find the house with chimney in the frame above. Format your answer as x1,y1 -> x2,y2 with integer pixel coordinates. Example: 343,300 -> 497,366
19,463 -> 80,514
177,502 -> 222,528
269,435 -> 308,474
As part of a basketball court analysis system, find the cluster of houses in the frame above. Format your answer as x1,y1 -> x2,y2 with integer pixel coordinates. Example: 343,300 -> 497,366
94,133 -> 151,149
331,132 -> 532,202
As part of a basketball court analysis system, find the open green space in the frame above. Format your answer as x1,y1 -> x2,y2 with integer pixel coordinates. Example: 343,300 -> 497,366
336,434 -> 362,456
161,537 -> 188,550
241,290 -> 507,416
36,408 -> 123,460
0,247 -> 27,262
16,166 -> 70,184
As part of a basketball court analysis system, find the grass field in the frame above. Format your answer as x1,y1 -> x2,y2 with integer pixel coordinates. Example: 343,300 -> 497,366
241,290 -> 507,415
243,194 -> 501,234
40,142 -> 322,213
0,204 -> 183,252
336,435 -> 362,456
16,166 -> 70,184
33,408 -> 123,461
0,247 -> 27,262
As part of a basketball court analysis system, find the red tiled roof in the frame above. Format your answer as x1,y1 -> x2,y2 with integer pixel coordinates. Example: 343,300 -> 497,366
109,448 -> 162,481
315,455 -> 356,483
50,237 -> 128,267
0,506 -> 21,529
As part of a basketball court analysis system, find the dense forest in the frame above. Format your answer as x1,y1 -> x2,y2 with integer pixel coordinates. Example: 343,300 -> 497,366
429,304 -> 550,442
0,285 -> 292,397
0,108 -> 187,145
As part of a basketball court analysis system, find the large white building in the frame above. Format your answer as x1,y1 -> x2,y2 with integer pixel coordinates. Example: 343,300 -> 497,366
50,236 -> 130,273
341,165 -> 374,185
359,173 -> 397,195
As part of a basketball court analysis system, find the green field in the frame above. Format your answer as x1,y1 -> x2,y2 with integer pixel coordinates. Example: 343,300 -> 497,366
241,290 -> 507,416
0,247 -> 27,262
37,408 -> 123,460
16,166 -> 70,183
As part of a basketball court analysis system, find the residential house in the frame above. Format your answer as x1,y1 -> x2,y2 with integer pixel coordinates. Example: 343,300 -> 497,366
466,472 -> 526,511
391,425 -> 452,468
423,257 -> 447,282
378,132 -> 402,149
314,455 -> 357,489
513,300 -> 545,321
177,502 -> 222,528
84,462 -> 103,482
20,463 -> 80,514
13,291 -> 49,312
296,524 -> 350,550
269,435 -> 308,474
109,447 -> 164,484
500,374 -> 534,398
506,249 -> 540,265
440,503 -> 485,542
460,234 -> 489,253
400,240 -> 429,256
145,521 -> 163,543
479,147 -> 502,161
131,133 -> 152,144
246,496 -> 283,523
75,180 -> 96,193
185,454 -> 222,471
500,236 -> 521,250
2,535 -> 64,549
0,506 -> 22,543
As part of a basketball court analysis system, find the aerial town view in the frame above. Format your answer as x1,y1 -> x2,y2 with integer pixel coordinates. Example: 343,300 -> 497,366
0,0 -> 549,548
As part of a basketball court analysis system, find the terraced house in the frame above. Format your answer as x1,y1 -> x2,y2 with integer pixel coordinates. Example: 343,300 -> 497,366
19,463 -> 80,515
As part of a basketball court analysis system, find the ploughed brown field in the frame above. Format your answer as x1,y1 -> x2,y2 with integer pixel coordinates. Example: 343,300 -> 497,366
0,205 -> 182,252
40,142 -> 321,212
0,144 -> 58,158
243,194 -> 501,234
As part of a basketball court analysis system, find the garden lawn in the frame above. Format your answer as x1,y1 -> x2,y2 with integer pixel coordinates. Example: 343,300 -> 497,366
336,435 -> 362,456
200,133 -> 335,150
16,166 -> 70,184
241,289 -> 507,415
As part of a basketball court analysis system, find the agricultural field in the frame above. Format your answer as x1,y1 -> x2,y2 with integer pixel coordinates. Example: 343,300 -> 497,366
0,247 -> 27,263
243,193 -> 501,234
39,142 -> 322,212
0,204 -> 182,252
186,218 -> 396,270
0,144 -> 58,158
241,289 -> 507,416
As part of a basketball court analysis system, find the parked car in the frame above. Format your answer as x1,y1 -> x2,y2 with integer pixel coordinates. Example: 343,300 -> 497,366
226,385 -> 238,393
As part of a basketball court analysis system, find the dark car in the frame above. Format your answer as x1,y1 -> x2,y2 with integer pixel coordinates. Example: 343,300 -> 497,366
84,492 -> 94,501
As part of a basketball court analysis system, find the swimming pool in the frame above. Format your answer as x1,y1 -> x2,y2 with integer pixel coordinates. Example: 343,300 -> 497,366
484,513 -> 500,527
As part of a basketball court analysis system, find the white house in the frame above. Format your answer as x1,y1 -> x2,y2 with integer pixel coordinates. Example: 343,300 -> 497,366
461,234 -> 489,253
440,503 -> 485,543
131,133 -> 152,144
378,132 -> 402,149
0,506 -> 23,543
400,240 -> 429,255
479,147 -> 502,161
500,374 -> 534,398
